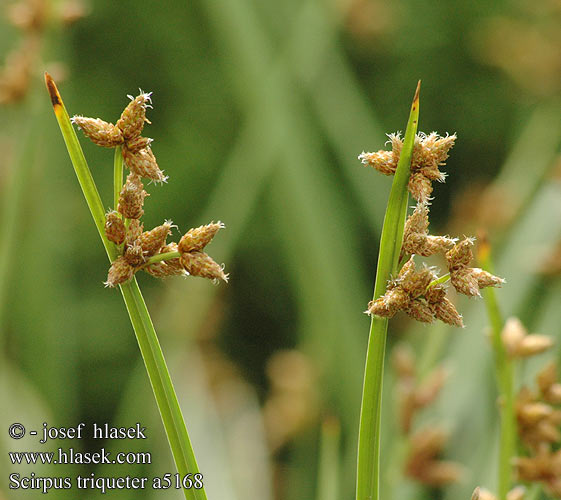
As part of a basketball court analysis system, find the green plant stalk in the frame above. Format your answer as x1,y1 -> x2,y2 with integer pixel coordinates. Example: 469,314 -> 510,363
317,418 -> 341,500
114,146 -> 123,209
480,244 -> 514,500
356,82 -> 420,500
45,73 -> 207,500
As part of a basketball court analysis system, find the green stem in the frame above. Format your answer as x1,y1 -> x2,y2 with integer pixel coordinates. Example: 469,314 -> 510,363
479,243 -> 514,500
45,73 -> 207,500
317,417 -> 341,500
427,272 -> 451,289
114,146 -> 124,209
143,251 -> 181,267
356,82 -> 420,500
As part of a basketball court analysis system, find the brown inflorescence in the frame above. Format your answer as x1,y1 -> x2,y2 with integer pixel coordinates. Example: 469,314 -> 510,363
366,257 -> 463,327
73,90 -> 167,183
514,363 -> 561,498
501,317 -> 554,359
73,89 -> 228,288
359,131 -> 456,203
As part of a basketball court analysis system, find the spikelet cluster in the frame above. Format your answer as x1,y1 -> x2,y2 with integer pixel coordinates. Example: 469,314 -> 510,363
71,90 -> 228,288
362,132 -> 504,327
514,362 -> 561,497
72,90 -> 166,182
359,132 -> 456,203
393,344 -> 462,486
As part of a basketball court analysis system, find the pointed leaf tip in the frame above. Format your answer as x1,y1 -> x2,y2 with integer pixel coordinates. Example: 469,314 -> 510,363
44,72 -> 62,107
412,80 -> 421,111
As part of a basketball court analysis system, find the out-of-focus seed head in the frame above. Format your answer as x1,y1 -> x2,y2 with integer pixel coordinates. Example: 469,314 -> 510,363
518,335 -> 554,358
502,317 -> 527,355
122,145 -> 167,183
116,91 -> 152,141
537,363 -> 561,405
8,0 -> 47,32
180,251 -> 228,283
415,366 -> 448,408
393,344 -> 416,379
178,221 -> 225,254
71,116 -> 124,147
405,426 -> 462,486
144,243 -> 187,278
358,150 -> 396,176
117,173 -> 148,219
506,486 -> 526,500
476,489 -> 496,500
139,221 -> 174,257
104,210 -> 125,245
126,136 -> 153,153
124,241 -> 144,267
105,256 -> 134,287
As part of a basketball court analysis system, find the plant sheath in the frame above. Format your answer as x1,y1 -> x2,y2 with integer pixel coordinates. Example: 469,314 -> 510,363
45,73 -> 207,500
479,241 -> 514,500
356,81 -> 420,500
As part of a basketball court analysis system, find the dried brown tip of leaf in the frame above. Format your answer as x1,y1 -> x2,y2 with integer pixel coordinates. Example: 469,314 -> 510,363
144,243 -> 186,278
139,221 -> 174,258
71,116 -> 124,147
358,150 -> 396,175
506,486 -> 526,500
104,210 -> 125,245
180,251 -> 228,283
178,221 -> 225,254
122,145 -> 167,182
471,487 -> 481,500
116,91 -> 152,141
105,256 -> 134,287
117,174 -> 147,219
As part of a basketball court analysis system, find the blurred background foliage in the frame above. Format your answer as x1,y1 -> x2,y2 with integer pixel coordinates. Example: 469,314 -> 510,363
1,0 -> 561,499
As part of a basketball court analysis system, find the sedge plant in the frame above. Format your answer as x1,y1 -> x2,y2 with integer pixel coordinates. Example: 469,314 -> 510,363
45,73 -> 228,500
356,82 -> 505,500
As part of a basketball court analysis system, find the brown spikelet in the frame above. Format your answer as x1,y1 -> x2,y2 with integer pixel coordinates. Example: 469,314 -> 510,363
358,150 -> 397,175
450,267 -> 481,297
139,221 -> 173,257
104,211 -> 125,245
105,256 -> 134,287
71,116 -> 124,147
124,241 -> 144,267
126,135 -> 153,153
407,298 -> 435,323
144,243 -> 186,278
400,264 -> 435,298
116,92 -> 152,141
125,219 -> 143,247
472,268 -> 505,289
178,221 -> 225,253
446,238 -> 475,270
122,145 -> 167,182
433,297 -> 464,328
408,172 -> 433,203
537,363 -> 561,405
118,174 -> 148,219
180,251 -> 228,282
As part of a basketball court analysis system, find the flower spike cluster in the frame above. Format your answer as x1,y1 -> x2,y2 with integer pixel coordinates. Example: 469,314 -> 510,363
71,90 -> 228,288
362,131 -> 504,327
359,132 -> 456,202
72,91 -> 166,182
